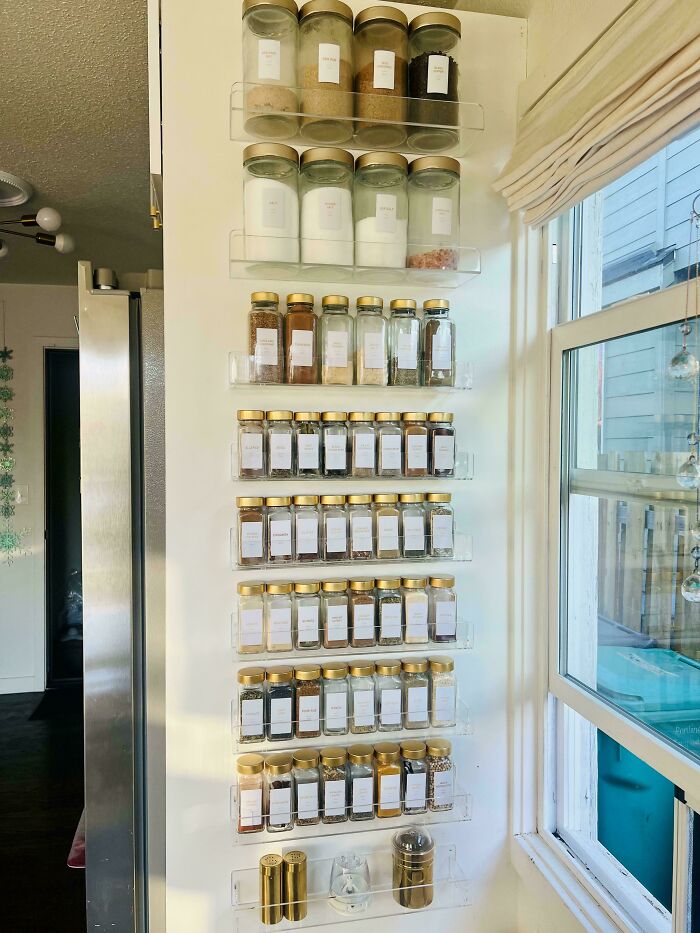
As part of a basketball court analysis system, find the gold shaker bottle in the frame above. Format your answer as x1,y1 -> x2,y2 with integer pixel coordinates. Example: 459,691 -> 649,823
391,826 -> 435,909
260,854 -> 284,925
283,850 -> 308,921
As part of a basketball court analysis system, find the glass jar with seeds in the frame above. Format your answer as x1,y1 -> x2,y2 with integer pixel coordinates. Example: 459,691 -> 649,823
293,495 -> 320,562
321,410 -> 349,476
429,656 -> 456,727
295,411 -> 321,477
402,412 -> 428,478
265,582 -> 294,652
375,660 -> 402,731
266,666 -> 295,741
426,492 -> 453,557
266,496 -> 294,563
422,300 -> 455,387
293,749 -> 321,826
238,667 -> 266,743
237,581 -> 265,654
237,754 -> 265,834
285,294 -> 318,385
374,494 -> 400,560
348,495 -> 374,561
407,12 -> 460,150
294,581 -> 321,649
428,411 -> 455,477
427,738 -> 454,811
321,495 -> 348,561
319,295 -> 354,383
375,412 -> 403,477
321,579 -> 349,648
237,409 -> 266,479
353,7 -> 408,149
348,578 -> 375,647
402,657 -> 429,729
428,575 -> 457,643
388,300 -> 420,387
242,0 -> 299,139
349,412 -> 376,477
267,410 -> 295,478
400,493 -> 426,559
401,740 -> 428,815
295,664 -> 322,738
320,746 -> 349,823
349,662 -> 376,734
322,662 -> 349,736
237,496 -> 266,567
348,744 -> 375,821
402,577 -> 429,644
249,292 -> 284,383
354,296 -> 387,384
265,753 -> 295,832
375,742 -> 402,818
376,577 -> 402,646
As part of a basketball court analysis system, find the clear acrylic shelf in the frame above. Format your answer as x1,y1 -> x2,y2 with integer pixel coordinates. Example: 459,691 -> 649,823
230,231 -> 481,289
230,81 -> 484,156
230,843 -> 470,930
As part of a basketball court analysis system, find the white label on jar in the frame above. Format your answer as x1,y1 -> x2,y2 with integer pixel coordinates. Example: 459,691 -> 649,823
434,685 -> 456,722
290,329 -> 314,367
407,685 -> 428,718
257,38 -> 281,81
435,600 -> 457,636
352,776 -> 373,814
318,42 -> 340,84
262,187 -> 286,229
354,431 -> 375,468
269,697 -> 292,735
353,602 -> 374,640
353,689 -> 375,727
363,332 -> 385,370
403,515 -> 425,552
254,327 -> 278,365
298,693 -> 320,731
427,53 -> 449,95
351,515 -> 373,554
326,603 -> 348,642
397,330 -> 418,370
269,433 -> 292,470
379,601 -> 402,640
297,604 -> 319,643
324,779 -> 346,817
431,328 -> 453,370
325,331 -> 348,367
297,433 -> 320,470
318,191 -> 343,230
379,772 -> 401,808
241,520 -> 263,559
296,517 -> 319,555
325,692 -> 348,731
325,516 -> 347,553
297,781 -> 319,821
269,518 -> 292,557
432,769 -> 454,807
380,687 -> 402,725
239,788 -> 262,828
241,698 -> 264,736
375,192 -> 397,234
269,607 -> 292,646
380,434 -> 402,471
405,598 -> 428,640
240,607 -> 263,646
373,49 -> 395,89
431,196 -> 453,236
433,435 -> 455,471
405,772 -> 427,810
324,433 -> 347,470
377,514 -> 399,552
240,433 -> 263,470
407,433 -> 428,470
269,786 -> 292,826
431,513 -> 454,551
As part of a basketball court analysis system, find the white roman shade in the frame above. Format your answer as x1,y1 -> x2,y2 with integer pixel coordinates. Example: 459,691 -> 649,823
495,0 -> 700,226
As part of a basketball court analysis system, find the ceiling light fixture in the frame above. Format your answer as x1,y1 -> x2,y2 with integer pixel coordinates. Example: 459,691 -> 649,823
0,206 -> 75,259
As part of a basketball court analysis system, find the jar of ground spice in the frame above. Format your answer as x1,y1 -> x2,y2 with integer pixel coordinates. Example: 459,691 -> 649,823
243,146 -> 300,263
354,6 -> 408,149
294,581 -> 321,649
374,494 -> 400,560
295,664 -> 322,738
293,749 -> 321,826
265,753 -> 295,831
321,746 -> 349,823
427,738 -> 454,811
399,494 -> 426,559
237,753 -> 265,833
322,663 -> 349,736
238,667 -> 266,743
249,292 -> 285,383
267,410 -> 295,478
238,409 -> 266,479
242,0 -> 299,139
349,412 -> 376,477
321,579 -> 349,648
294,412 -> 321,476
429,656 -> 456,728
285,294 -> 318,384
428,575 -> 456,643
402,576 -> 429,644
407,12 -> 461,152
237,496 -> 266,566
348,577 -> 375,646
265,582 -> 294,652
376,412 -> 403,477
425,492 -> 453,558
348,495 -> 374,560
375,659 -> 402,730
321,411 -> 349,476
422,299 -> 455,387
402,412 -> 428,478
375,742 -> 402,818
376,577 -> 402,645
319,295 -> 354,383
407,157 -> 461,271
388,300 -> 420,387
266,496 -> 294,563
293,495 -> 320,562
354,295 -> 388,382
266,666 -> 295,741
354,155 -> 408,271
321,494 -> 348,561
349,661 -> 376,734
348,744 -> 375,821
238,581 -> 265,654
402,657 -> 429,730
428,412 -> 455,476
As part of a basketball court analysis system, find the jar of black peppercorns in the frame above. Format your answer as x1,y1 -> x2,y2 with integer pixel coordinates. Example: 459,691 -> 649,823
407,12 -> 461,152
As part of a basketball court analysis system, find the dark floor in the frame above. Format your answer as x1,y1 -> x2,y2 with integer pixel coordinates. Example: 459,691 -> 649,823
0,689 -> 85,931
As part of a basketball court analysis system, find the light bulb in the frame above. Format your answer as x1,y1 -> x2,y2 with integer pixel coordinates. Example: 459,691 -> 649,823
677,455 -> 700,489
667,348 -> 699,381
36,206 -> 62,232
0,241 -> 8,259
682,571 -> 700,602
54,233 -> 74,254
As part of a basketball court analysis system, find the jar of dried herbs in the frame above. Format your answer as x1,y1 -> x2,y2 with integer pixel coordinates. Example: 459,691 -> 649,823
321,410 -> 349,476
426,492 -> 453,557
402,412 -> 428,478
375,659 -> 402,731
422,299 -> 455,387
237,496 -> 266,566
428,575 -> 457,642
321,495 -> 348,561
407,12 -> 461,151
321,746 -> 348,823
293,749 -> 321,826
321,579 -> 349,648
400,493 -> 426,558
285,294 -> 318,384
294,411 -> 321,477
249,292 -> 284,384
429,656 -> 456,727
238,409 -> 266,479
237,753 -> 265,833
238,666 -> 265,742
293,495 -> 320,562
388,300 -> 420,387
355,296 -> 388,383
266,666 -> 295,741
322,662 -> 349,736
294,581 -> 321,649
349,411 -> 376,477
354,7 -> 408,148
348,577 -> 375,647
295,664 -> 322,738
407,157 -> 461,271
242,0 -> 299,139
402,576 -> 429,644
375,412 -> 403,477
265,582 -> 293,652
375,742 -> 401,818
265,753 -> 294,831
267,410 -> 295,478
266,496 -> 294,563
402,657 -> 429,729
348,495 -> 374,561
349,661 -> 376,734
401,740 -> 428,815
319,296 -> 354,383
376,576 -> 402,645
238,581 -> 265,654
348,744 -> 375,821
428,411 -> 455,476
427,738 -> 454,811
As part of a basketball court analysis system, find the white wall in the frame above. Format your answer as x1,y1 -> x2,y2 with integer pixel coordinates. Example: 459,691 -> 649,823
0,283 -> 78,694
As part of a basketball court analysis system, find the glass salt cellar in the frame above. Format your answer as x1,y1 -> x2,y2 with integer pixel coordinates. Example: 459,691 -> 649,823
402,657 -> 429,730
322,662 -> 349,736
429,656 -> 456,727
321,579 -> 349,649
388,299 -> 421,387
237,581 -> 265,654
375,411 -> 403,478
349,411 -> 376,477
348,744 -> 375,821
266,495 -> 294,563
375,659 -> 402,732
428,575 -> 457,643
295,411 -> 321,477
237,409 -> 266,479
321,494 -> 348,561
349,662 -> 376,735
294,581 -> 321,650
293,494 -> 320,562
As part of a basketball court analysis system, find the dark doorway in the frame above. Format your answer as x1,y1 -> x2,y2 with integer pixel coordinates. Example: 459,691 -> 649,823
45,348 -> 83,685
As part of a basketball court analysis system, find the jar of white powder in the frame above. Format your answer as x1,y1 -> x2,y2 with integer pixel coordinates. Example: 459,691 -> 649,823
354,152 -> 408,270
300,147 -> 354,266
243,142 -> 299,263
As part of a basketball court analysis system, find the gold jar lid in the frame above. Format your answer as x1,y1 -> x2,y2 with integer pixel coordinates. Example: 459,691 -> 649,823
426,493 -> 451,503
376,577 -> 401,589
322,579 -> 348,592
320,294 -> 350,307
409,11 -> 461,35
237,496 -> 264,507
294,495 -> 319,505
348,743 -> 374,764
402,657 -> 428,673
374,493 -> 398,504
300,146 -> 354,170
299,0 -> 353,25
320,494 -> 346,505
267,666 -> 293,683
250,290 -> 280,302
260,853 -> 284,874
244,143 -> 299,164
402,411 -> 427,422
349,662 -> 375,677
401,740 -> 427,760
429,575 -> 455,587
321,411 -> 348,422
374,741 -> 400,763
428,412 -> 453,423
267,582 -> 292,595
237,409 -> 264,421
355,151 -> 408,172
322,662 -> 348,679
348,411 -> 374,422
356,295 -> 384,309
427,738 -> 452,757
294,581 -> 320,594
293,749 -> 320,769
243,0 -> 298,17
375,411 -> 401,422
375,660 -> 401,675
399,493 -> 424,503
238,753 -> 264,775
402,576 -> 427,588
347,494 -> 372,505
238,666 -> 265,685
295,664 -> 321,680
238,581 -> 264,595
355,5 -> 408,29
409,155 -> 461,176
266,496 -> 292,506
321,746 -> 348,766
349,578 -> 374,591
287,293 -> 314,305
423,299 -> 450,312
294,410 -> 320,421
265,753 -> 293,775
267,410 -> 293,421
430,656 -> 455,673
390,299 -> 416,312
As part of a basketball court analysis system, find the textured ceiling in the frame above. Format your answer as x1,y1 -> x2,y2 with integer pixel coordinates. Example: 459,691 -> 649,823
0,0 -> 162,285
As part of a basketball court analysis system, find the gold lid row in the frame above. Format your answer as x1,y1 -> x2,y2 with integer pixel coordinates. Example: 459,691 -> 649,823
238,737 -> 452,773
238,410 -> 454,423
236,492 -> 452,507
239,575 -> 455,594
238,656 -> 455,684
248,293 -> 450,312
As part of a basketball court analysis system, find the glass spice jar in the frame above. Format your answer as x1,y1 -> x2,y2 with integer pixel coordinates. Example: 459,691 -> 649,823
237,753 -> 265,834
321,746 -> 349,823
426,492 -> 453,558
321,411 -> 349,476
285,294 -> 318,384
428,575 -> 457,643
401,740 -> 428,815
237,581 -> 265,654
348,577 -> 375,647
265,582 -> 294,652
267,410 -> 295,478
407,157 -> 461,271
388,299 -> 420,387
249,291 -> 285,383
242,0 -> 299,139
407,12 -> 461,151
422,300 -> 455,387
293,749 -> 321,826
354,153 -> 409,269
321,579 -> 349,648
295,664 -> 322,738
321,494 -> 348,561
349,411 -> 376,477
238,409 -> 266,479
400,494 -> 426,559
402,411 -> 428,478
243,148 -> 299,263
265,753 -> 295,832
353,7 -> 408,149
319,295 -> 354,384
349,662 -> 376,734
375,659 -> 402,731
402,657 -> 429,730
266,666 -> 295,741
348,744 -> 375,821
294,581 -> 322,649
402,577 -> 429,644
294,495 -> 320,562
348,494 -> 374,561
430,656 -> 456,728
376,577 -> 402,646
427,738 -> 454,811
375,742 -> 402,818
294,411 -> 322,477
238,667 -> 266,743
300,152 -> 354,265
428,411 -> 455,476
375,411 -> 403,477
322,662 -> 349,736
266,496 -> 294,563
374,494 -> 400,560
237,496 -> 266,566
355,296 -> 388,383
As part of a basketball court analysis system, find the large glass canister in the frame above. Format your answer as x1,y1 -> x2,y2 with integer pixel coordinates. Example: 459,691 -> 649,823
248,291 -> 284,384
242,0 -> 299,139
407,12 -> 461,152
354,297 -> 387,385
285,294 -> 318,385
353,6 -> 408,149
354,153 -> 408,269
300,149 -> 354,266
319,296 -> 354,384
243,145 -> 299,263
388,300 -> 420,387
407,156 -> 460,271
422,299 -> 456,387
298,0 -> 353,144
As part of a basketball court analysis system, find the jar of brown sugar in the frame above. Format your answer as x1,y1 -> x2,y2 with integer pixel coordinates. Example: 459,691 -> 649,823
285,293 -> 318,384
354,6 -> 408,149
349,577 -> 376,647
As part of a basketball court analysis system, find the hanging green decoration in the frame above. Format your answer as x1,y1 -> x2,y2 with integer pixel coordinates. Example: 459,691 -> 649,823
0,330 -> 26,562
